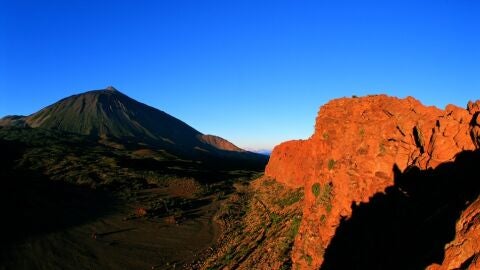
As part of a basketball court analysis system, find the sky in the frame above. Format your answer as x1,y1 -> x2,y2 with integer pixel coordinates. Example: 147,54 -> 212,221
1,0 -> 479,150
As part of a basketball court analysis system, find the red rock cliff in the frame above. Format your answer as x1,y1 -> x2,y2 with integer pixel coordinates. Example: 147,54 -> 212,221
265,95 -> 480,269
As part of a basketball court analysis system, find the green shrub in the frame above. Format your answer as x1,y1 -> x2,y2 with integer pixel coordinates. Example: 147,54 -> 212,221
319,183 -> 333,212
289,215 -> 302,239
222,248 -> 234,264
277,188 -> 303,207
302,254 -> 313,266
270,213 -> 282,225
320,214 -> 326,225
262,179 -> 275,186
311,182 -> 321,197
327,159 -> 335,170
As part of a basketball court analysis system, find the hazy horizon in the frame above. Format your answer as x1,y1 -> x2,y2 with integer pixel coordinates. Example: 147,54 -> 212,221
1,1 -> 479,150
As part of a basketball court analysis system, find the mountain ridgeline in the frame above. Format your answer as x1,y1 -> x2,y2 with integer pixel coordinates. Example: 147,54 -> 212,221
0,86 -> 267,167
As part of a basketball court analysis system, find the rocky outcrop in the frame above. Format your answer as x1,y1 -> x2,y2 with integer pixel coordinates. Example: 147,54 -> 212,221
265,95 -> 480,269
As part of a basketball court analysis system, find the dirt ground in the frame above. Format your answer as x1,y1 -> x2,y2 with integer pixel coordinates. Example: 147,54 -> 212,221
0,185 -> 222,270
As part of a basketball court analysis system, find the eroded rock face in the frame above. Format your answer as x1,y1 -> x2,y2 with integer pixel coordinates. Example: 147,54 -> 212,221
265,95 -> 480,269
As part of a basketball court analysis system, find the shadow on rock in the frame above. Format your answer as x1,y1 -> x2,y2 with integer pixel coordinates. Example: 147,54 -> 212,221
321,150 -> 480,270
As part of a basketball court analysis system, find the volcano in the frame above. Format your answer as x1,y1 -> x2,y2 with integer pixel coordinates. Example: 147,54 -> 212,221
0,86 -> 266,163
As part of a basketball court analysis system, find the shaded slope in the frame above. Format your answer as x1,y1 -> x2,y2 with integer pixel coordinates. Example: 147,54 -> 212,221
0,127 -> 263,270
0,136 -> 116,248
321,150 -> 480,270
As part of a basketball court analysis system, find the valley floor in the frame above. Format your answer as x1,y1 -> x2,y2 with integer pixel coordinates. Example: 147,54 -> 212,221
1,175 -> 304,270
1,187 -> 221,270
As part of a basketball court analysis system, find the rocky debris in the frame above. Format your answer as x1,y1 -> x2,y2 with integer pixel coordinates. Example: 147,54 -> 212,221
196,177 -> 304,270
265,95 -> 480,269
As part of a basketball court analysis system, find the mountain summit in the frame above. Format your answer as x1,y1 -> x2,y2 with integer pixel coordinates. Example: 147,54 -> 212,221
16,88 -> 199,142
0,87 -> 265,162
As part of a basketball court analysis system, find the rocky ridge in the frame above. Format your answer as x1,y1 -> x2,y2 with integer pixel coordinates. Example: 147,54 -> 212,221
265,95 -> 480,269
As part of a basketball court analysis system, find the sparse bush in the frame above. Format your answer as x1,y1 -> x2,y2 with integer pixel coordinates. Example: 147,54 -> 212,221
270,213 -> 282,225
222,248 -> 235,264
289,215 -> 302,239
322,132 -> 329,140
262,179 -> 276,186
311,182 -> 321,197
277,188 -> 303,207
319,183 -> 333,212
302,254 -> 313,266
328,159 -> 335,170
320,214 -> 326,225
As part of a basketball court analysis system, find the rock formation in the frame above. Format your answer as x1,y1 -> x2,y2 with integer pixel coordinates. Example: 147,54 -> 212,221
265,95 -> 480,269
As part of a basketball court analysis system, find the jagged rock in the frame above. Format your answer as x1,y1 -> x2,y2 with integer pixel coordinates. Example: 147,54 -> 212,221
265,95 -> 479,269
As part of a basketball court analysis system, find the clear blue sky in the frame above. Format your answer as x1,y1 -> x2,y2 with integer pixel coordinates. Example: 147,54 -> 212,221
1,0 -> 479,150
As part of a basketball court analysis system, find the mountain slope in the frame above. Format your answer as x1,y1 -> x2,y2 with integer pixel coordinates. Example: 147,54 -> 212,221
0,86 -> 267,163
25,87 -> 199,144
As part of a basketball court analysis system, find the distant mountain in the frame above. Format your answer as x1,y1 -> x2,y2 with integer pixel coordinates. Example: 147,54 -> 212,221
198,134 -> 244,152
254,149 -> 272,156
0,86 -> 267,164
244,148 -> 271,155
